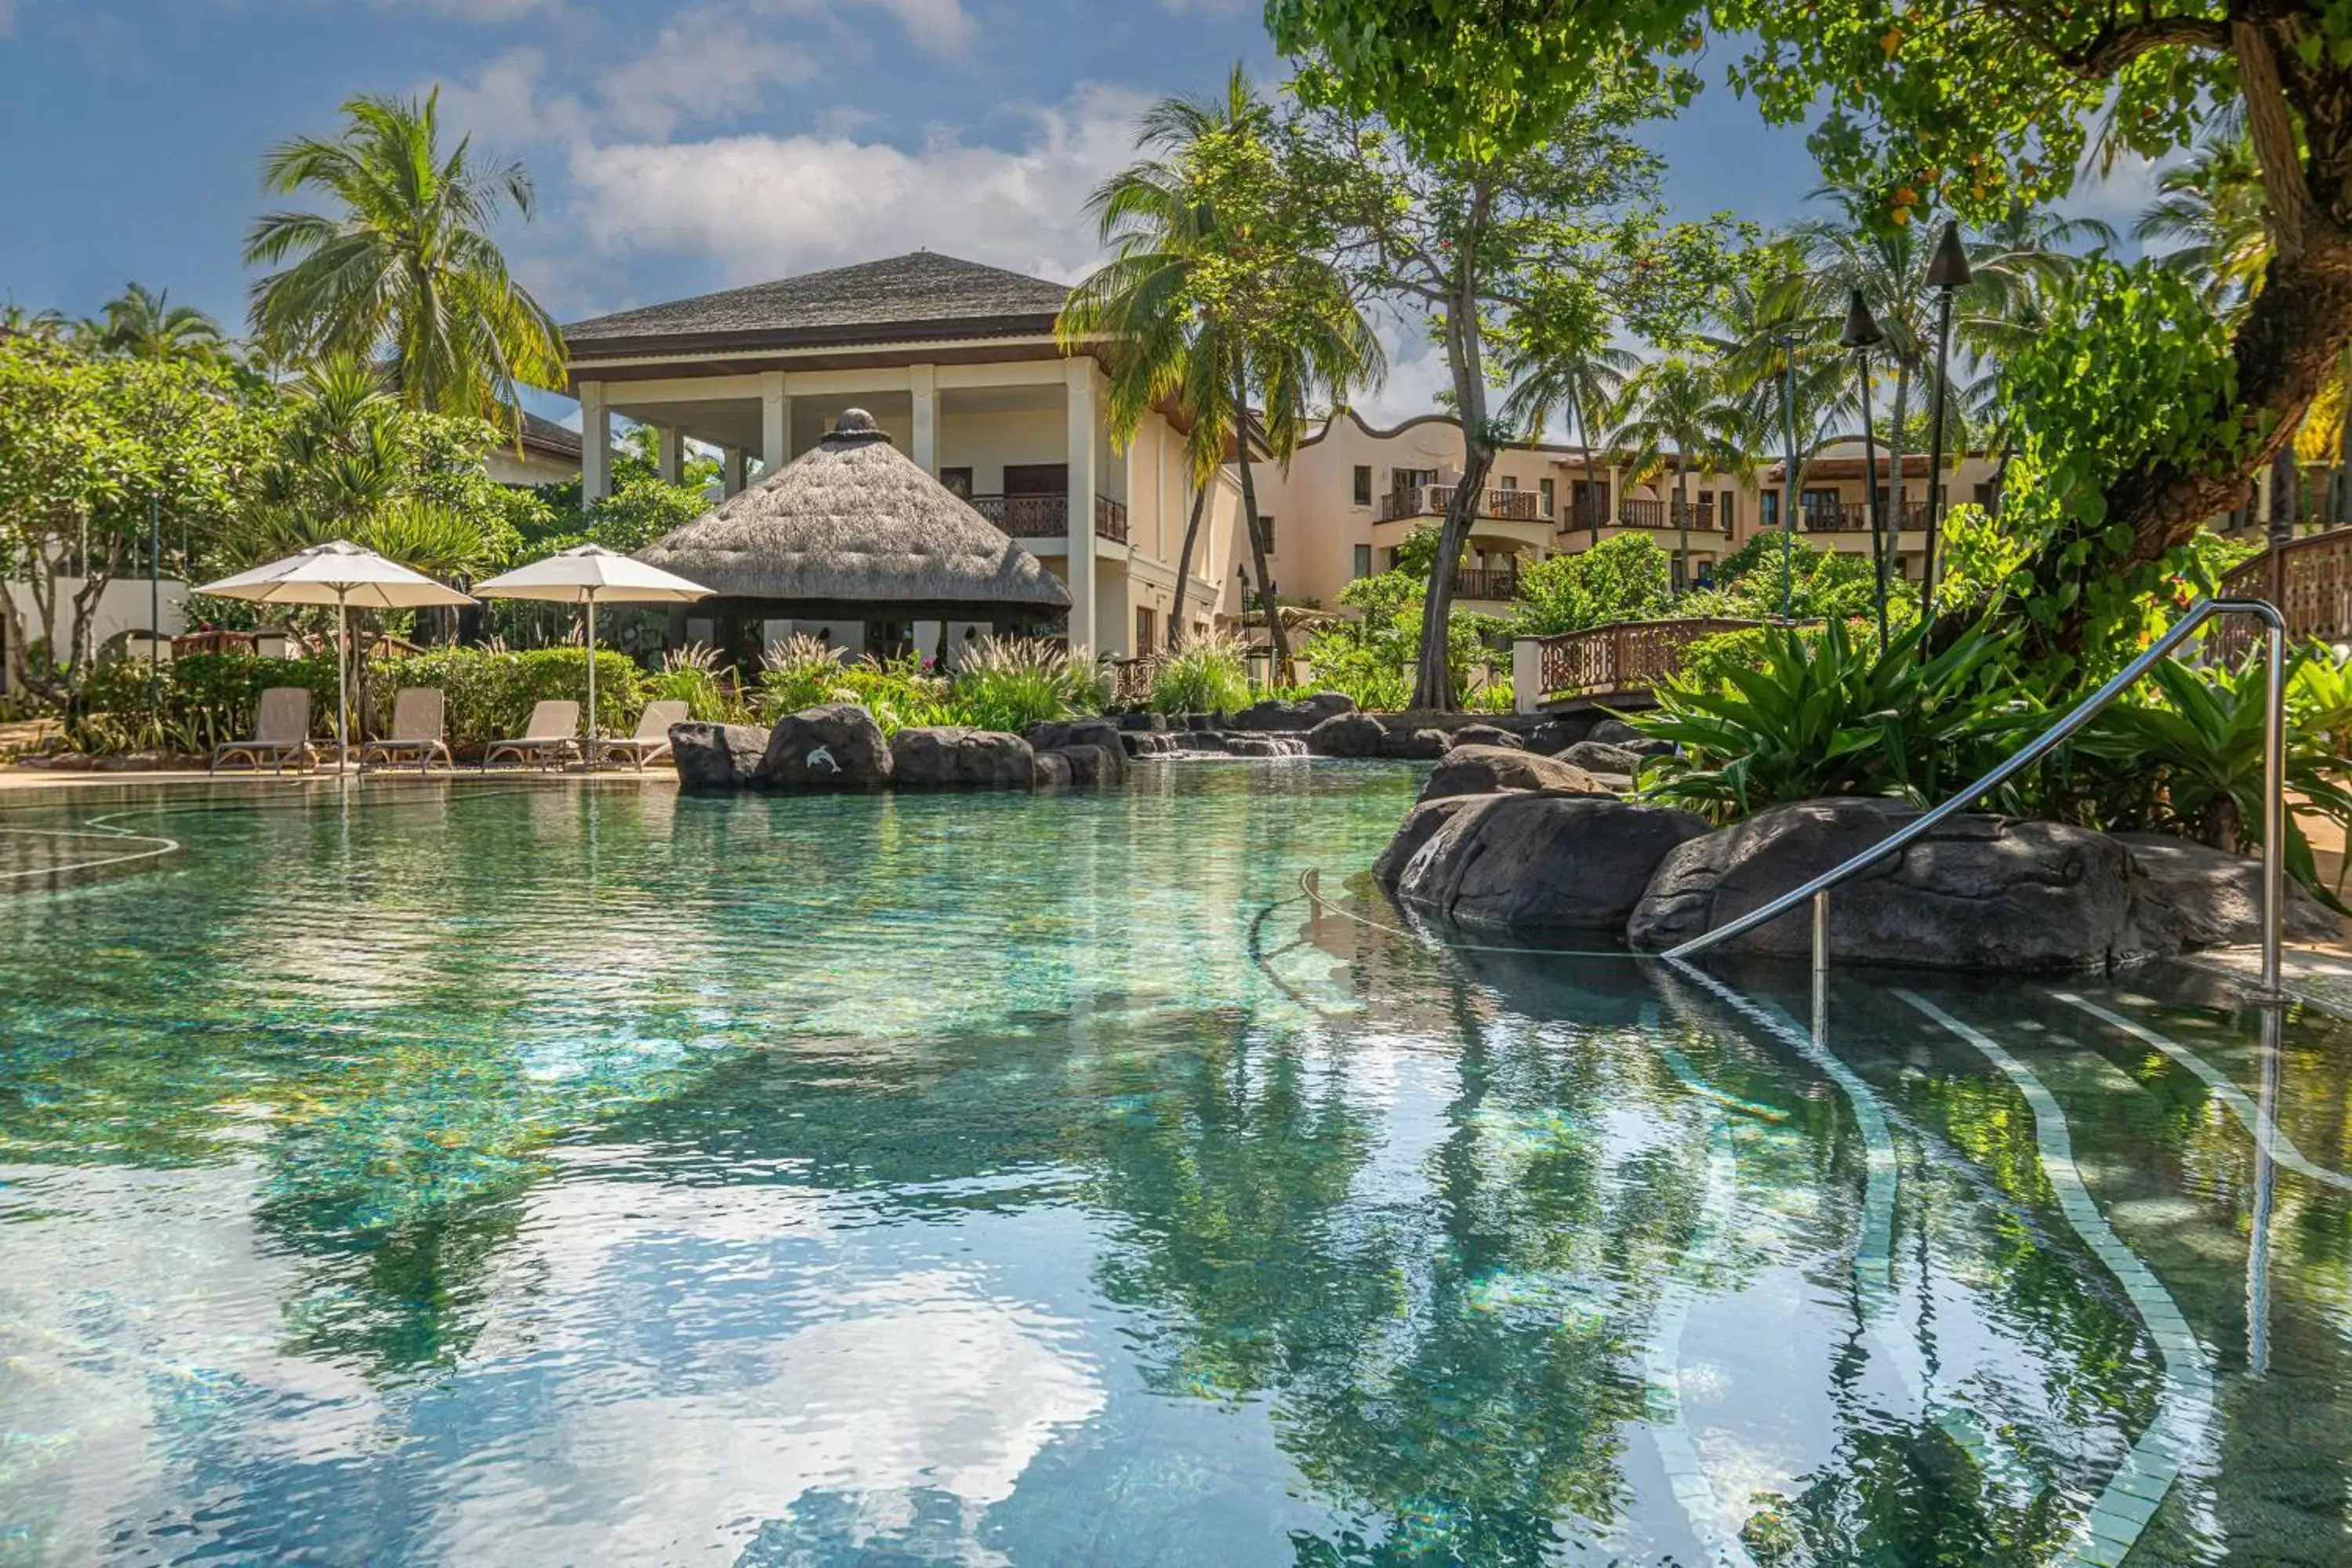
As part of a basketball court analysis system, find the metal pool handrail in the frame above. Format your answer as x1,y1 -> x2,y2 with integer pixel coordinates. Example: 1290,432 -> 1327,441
1663,597 -> 2290,997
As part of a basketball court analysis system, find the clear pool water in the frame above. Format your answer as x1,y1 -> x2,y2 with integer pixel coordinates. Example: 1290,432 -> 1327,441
2,763 -> 2348,1565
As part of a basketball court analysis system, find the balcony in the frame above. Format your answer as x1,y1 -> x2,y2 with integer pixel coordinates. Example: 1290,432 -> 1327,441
969,493 -> 1129,543
1798,501 -> 1932,533
1572,498 -> 1722,534
1451,566 -> 1522,601
1377,484 -> 1549,524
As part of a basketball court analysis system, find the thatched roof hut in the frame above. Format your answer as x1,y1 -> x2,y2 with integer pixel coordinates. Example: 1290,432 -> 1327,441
636,409 -> 1072,631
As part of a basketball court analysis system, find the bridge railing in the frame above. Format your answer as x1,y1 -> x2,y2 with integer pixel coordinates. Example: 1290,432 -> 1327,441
1512,615 -> 1763,712
2216,528 -> 2352,659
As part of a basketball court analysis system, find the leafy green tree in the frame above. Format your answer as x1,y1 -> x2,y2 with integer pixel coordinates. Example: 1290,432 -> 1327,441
245,89 -> 563,436
1501,280 -> 1638,539
1702,531 -> 1886,621
1609,355 -> 1751,591
1298,69 -> 1733,707
1507,534 -> 1672,637
1269,0 -> 2352,575
0,337 -> 269,697
1058,67 -> 1383,667
83,283 -> 233,365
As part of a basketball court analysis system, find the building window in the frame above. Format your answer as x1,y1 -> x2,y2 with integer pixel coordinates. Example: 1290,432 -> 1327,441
939,466 -> 974,499
1497,474 -> 1517,491
1760,491 -> 1779,530
1716,492 -> 1734,531
1352,465 -> 1372,506
1352,543 -> 1372,579
1254,514 -> 1275,554
1136,605 -> 1156,651
1538,477 -> 1555,517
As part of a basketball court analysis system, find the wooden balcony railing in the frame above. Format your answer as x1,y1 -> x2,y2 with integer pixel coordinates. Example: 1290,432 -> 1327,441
1613,498 -> 1722,534
969,493 -> 1129,543
1094,494 -> 1129,544
1534,616 -> 1761,702
1799,501 -> 1933,533
1377,484 -> 1549,524
1452,567 -> 1523,601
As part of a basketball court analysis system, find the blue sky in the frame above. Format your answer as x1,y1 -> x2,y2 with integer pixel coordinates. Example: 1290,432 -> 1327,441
0,1 -> 2159,420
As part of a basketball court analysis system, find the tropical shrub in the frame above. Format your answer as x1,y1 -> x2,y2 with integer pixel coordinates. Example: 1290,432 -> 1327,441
950,636 -> 1109,731
382,646 -> 642,741
1302,569 -> 1501,712
2064,650 -> 2352,897
1692,532 -> 1898,622
1632,619 -> 2042,821
1150,635 -> 1253,715
1508,534 -> 1671,637
642,644 -> 750,724
757,634 -> 854,718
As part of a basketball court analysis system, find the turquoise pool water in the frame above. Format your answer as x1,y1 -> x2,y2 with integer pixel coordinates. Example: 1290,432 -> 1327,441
2,763 -> 2350,1565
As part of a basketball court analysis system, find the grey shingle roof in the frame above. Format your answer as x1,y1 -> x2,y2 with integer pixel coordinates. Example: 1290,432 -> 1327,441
519,412 -> 582,458
563,251 -> 1073,357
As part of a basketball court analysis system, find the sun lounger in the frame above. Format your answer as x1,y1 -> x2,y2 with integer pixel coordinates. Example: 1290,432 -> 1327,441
210,687 -> 318,774
359,687 -> 452,775
592,701 -> 688,771
481,700 -> 580,771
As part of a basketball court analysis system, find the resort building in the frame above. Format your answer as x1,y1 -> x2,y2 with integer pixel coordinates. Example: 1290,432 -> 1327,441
561,251 -> 1244,658
485,412 -> 585,488
1247,413 -> 2006,609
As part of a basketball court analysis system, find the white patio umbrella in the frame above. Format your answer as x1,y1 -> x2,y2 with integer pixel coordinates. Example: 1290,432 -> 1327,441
197,540 -> 474,771
470,544 -> 713,764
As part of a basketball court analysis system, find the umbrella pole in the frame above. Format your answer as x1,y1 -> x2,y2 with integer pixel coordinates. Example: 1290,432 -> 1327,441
337,590 -> 350,775
585,590 -> 597,772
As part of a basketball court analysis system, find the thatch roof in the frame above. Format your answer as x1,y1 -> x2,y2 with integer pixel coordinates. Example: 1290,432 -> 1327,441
564,252 -> 1072,358
635,409 -> 1072,619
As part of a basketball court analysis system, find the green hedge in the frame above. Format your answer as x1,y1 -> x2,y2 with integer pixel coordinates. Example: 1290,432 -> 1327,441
68,647 -> 645,753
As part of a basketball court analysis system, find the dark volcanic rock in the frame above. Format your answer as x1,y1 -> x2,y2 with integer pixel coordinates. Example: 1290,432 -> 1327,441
1450,724 -> 1525,750
1053,743 -> 1123,785
1121,731 -> 1181,758
2115,833 -> 2339,947
889,726 -> 1033,789
1627,797 -> 2173,972
1032,750 -> 1073,788
1419,743 -> 1607,801
1561,740 -> 1649,776
1379,726 -> 1451,760
1234,692 -> 1356,731
1225,735 -> 1308,757
1588,718 -> 1673,758
1307,712 -> 1387,757
670,722 -> 771,793
1526,717 -> 1595,756
1374,797 -> 1483,887
1394,793 -> 1711,932
753,703 -> 893,789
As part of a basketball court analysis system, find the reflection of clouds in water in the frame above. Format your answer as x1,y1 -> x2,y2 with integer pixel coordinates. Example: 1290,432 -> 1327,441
452,1266 -> 1104,1564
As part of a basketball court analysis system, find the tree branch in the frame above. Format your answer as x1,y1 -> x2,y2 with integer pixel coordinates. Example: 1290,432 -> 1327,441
1984,2 -> 2229,78
2232,19 -> 2320,262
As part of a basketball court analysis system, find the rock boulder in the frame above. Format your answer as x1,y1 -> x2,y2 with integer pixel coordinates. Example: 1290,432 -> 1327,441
1588,718 -> 1673,758
1374,796 -> 1484,887
753,703 -> 893,790
1379,727 -> 1452,760
1418,744 -> 1607,801
1234,692 -> 1356,731
670,722 -> 771,793
2115,833 -> 2339,948
1627,797 -> 2172,972
889,726 -> 1034,789
1307,712 -> 1388,757
1054,742 -> 1124,785
1394,793 -> 1712,932
1526,717 -> 1595,756
1450,724 -> 1525,750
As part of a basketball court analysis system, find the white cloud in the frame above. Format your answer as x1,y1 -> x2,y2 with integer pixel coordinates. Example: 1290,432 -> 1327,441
435,48 -> 590,148
379,0 -> 557,20
873,0 -> 975,56
2058,152 -> 2169,251
567,85 -> 1150,285
597,13 -> 820,139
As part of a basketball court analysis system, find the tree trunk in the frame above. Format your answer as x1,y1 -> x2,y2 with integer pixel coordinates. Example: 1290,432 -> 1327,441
1167,483 -> 1207,650
1232,411 -> 1290,676
1414,459 -> 1490,710
1888,361 -> 1910,601
1577,401 -> 1600,547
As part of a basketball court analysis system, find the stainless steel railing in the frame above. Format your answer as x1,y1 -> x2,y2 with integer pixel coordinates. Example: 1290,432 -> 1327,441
1663,598 -> 2290,997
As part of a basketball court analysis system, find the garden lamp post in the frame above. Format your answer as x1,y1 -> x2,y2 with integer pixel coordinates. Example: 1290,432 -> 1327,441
1777,330 -> 1801,620
1920,220 -> 1973,613
1842,288 -> 1892,653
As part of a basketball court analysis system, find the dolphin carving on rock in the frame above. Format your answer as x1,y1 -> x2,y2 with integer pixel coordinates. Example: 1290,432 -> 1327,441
805,744 -> 841,775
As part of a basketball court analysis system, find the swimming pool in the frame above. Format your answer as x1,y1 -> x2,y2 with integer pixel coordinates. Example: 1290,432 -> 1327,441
2,763 -> 2347,1564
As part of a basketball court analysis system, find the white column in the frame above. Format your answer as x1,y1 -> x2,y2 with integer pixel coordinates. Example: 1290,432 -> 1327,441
656,425 -> 683,485
1065,358 -> 1098,652
580,380 -> 611,502
721,445 -> 746,497
760,372 -> 789,474
909,363 -> 938,475
1512,637 -> 1542,715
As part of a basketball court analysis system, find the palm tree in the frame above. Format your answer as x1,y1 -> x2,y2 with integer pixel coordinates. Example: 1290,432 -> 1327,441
88,282 -> 231,364
245,89 -> 563,437
0,300 -> 67,341
1609,357 -> 1750,592
1705,252 -> 1857,584
1058,67 -> 1381,670
1501,294 -> 1635,543
2136,129 -> 2268,311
